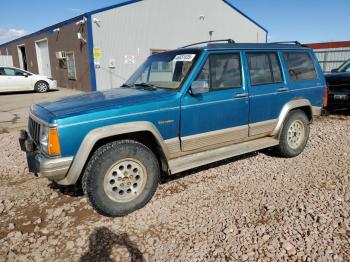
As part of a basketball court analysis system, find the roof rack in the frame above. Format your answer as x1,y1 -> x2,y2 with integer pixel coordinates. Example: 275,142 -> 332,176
181,39 -> 236,48
269,41 -> 306,47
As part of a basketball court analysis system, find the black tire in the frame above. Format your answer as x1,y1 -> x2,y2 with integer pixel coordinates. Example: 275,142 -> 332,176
275,109 -> 310,158
82,140 -> 160,217
35,81 -> 49,93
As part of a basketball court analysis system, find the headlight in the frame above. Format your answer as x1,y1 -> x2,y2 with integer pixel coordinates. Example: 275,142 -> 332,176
39,126 -> 49,153
40,126 -> 61,156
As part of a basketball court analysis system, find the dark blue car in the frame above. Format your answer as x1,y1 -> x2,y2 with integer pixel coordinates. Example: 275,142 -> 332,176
325,59 -> 350,110
19,40 -> 327,217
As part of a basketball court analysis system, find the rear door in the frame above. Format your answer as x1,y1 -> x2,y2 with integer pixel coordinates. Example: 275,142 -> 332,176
245,51 -> 287,136
282,51 -> 324,107
180,51 -> 249,152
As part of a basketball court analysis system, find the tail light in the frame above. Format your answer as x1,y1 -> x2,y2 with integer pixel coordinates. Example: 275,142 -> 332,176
323,86 -> 328,108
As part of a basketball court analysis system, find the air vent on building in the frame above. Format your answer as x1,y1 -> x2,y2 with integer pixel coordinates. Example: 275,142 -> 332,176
56,51 -> 67,60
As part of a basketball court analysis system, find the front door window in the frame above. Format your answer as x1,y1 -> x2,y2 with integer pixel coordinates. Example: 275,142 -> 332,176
195,53 -> 242,90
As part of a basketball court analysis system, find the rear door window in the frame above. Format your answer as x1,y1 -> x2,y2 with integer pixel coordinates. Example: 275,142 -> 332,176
247,53 -> 283,86
3,68 -> 16,76
283,52 -> 317,81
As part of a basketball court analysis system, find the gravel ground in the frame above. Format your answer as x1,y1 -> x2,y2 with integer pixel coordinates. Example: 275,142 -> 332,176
0,114 -> 349,261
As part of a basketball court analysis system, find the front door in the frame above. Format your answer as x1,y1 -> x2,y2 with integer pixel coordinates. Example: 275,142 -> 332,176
180,51 -> 249,152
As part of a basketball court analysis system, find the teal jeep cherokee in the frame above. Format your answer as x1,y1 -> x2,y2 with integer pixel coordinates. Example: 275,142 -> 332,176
20,40 -> 327,217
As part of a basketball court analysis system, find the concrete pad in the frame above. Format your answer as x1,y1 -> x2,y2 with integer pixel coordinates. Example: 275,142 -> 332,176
0,88 -> 83,131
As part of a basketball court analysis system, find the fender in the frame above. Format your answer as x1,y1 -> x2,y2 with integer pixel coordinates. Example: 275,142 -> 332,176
271,98 -> 313,137
57,121 -> 169,185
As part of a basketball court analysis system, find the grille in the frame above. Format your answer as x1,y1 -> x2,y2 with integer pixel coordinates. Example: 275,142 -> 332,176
28,117 -> 41,145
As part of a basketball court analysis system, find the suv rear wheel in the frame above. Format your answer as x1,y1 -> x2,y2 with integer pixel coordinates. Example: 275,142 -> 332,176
275,109 -> 310,158
82,140 -> 160,217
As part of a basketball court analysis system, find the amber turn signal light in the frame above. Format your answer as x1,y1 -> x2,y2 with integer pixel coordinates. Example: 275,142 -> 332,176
48,128 -> 61,155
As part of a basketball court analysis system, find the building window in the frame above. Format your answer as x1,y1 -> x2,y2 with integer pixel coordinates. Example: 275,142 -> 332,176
150,49 -> 172,72
151,61 -> 173,72
150,49 -> 167,55
66,52 -> 77,80
247,53 -> 283,86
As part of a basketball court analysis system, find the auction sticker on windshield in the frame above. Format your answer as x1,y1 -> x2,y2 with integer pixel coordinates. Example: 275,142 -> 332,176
174,54 -> 196,62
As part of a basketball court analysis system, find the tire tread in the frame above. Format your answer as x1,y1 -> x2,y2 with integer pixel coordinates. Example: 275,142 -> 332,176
82,139 -> 159,217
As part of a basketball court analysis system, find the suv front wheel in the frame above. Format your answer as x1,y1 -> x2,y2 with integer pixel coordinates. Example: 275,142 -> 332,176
82,140 -> 160,217
275,109 -> 310,158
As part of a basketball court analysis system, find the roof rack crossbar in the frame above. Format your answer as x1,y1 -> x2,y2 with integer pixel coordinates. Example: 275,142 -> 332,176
181,39 -> 235,48
269,41 -> 305,46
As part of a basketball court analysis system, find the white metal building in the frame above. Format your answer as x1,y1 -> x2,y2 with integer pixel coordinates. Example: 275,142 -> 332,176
0,56 -> 13,67
91,0 -> 267,90
0,0 -> 267,92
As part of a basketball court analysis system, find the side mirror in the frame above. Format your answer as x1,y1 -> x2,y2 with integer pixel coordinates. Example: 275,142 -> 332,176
23,73 -> 29,77
191,80 -> 209,95
331,69 -> 338,73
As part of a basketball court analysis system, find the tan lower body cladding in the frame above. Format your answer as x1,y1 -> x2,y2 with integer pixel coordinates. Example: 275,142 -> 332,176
165,119 -> 278,159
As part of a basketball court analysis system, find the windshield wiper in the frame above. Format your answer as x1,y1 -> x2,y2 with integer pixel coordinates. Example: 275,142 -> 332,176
134,83 -> 157,91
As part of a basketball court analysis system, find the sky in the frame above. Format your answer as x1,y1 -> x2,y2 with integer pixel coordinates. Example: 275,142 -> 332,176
0,0 -> 349,44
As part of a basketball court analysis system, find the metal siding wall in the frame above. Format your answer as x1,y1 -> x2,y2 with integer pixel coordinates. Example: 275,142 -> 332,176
0,55 -> 13,66
314,47 -> 350,72
91,0 -> 267,90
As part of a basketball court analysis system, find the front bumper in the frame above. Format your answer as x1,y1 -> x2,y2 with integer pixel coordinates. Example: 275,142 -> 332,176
49,80 -> 58,90
19,130 -> 72,181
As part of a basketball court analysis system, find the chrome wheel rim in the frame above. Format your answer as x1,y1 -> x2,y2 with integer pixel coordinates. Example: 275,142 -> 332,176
287,120 -> 305,149
104,158 -> 147,203
37,82 -> 48,92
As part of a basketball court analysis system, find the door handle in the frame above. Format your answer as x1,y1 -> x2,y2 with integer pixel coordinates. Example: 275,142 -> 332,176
277,87 -> 289,92
234,93 -> 248,98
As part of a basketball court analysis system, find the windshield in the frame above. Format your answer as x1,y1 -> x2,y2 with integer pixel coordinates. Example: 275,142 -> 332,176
338,59 -> 350,72
125,51 -> 199,90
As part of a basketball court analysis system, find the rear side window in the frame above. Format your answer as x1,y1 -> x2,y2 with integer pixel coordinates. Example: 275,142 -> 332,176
196,53 -> 242,90
247,53 -> 283,86
283,52 -> 317,81
3,68 -> 16,76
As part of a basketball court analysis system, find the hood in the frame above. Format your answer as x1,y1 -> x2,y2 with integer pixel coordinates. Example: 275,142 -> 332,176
325,72 -> 350,79
37,88 -> 176,118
